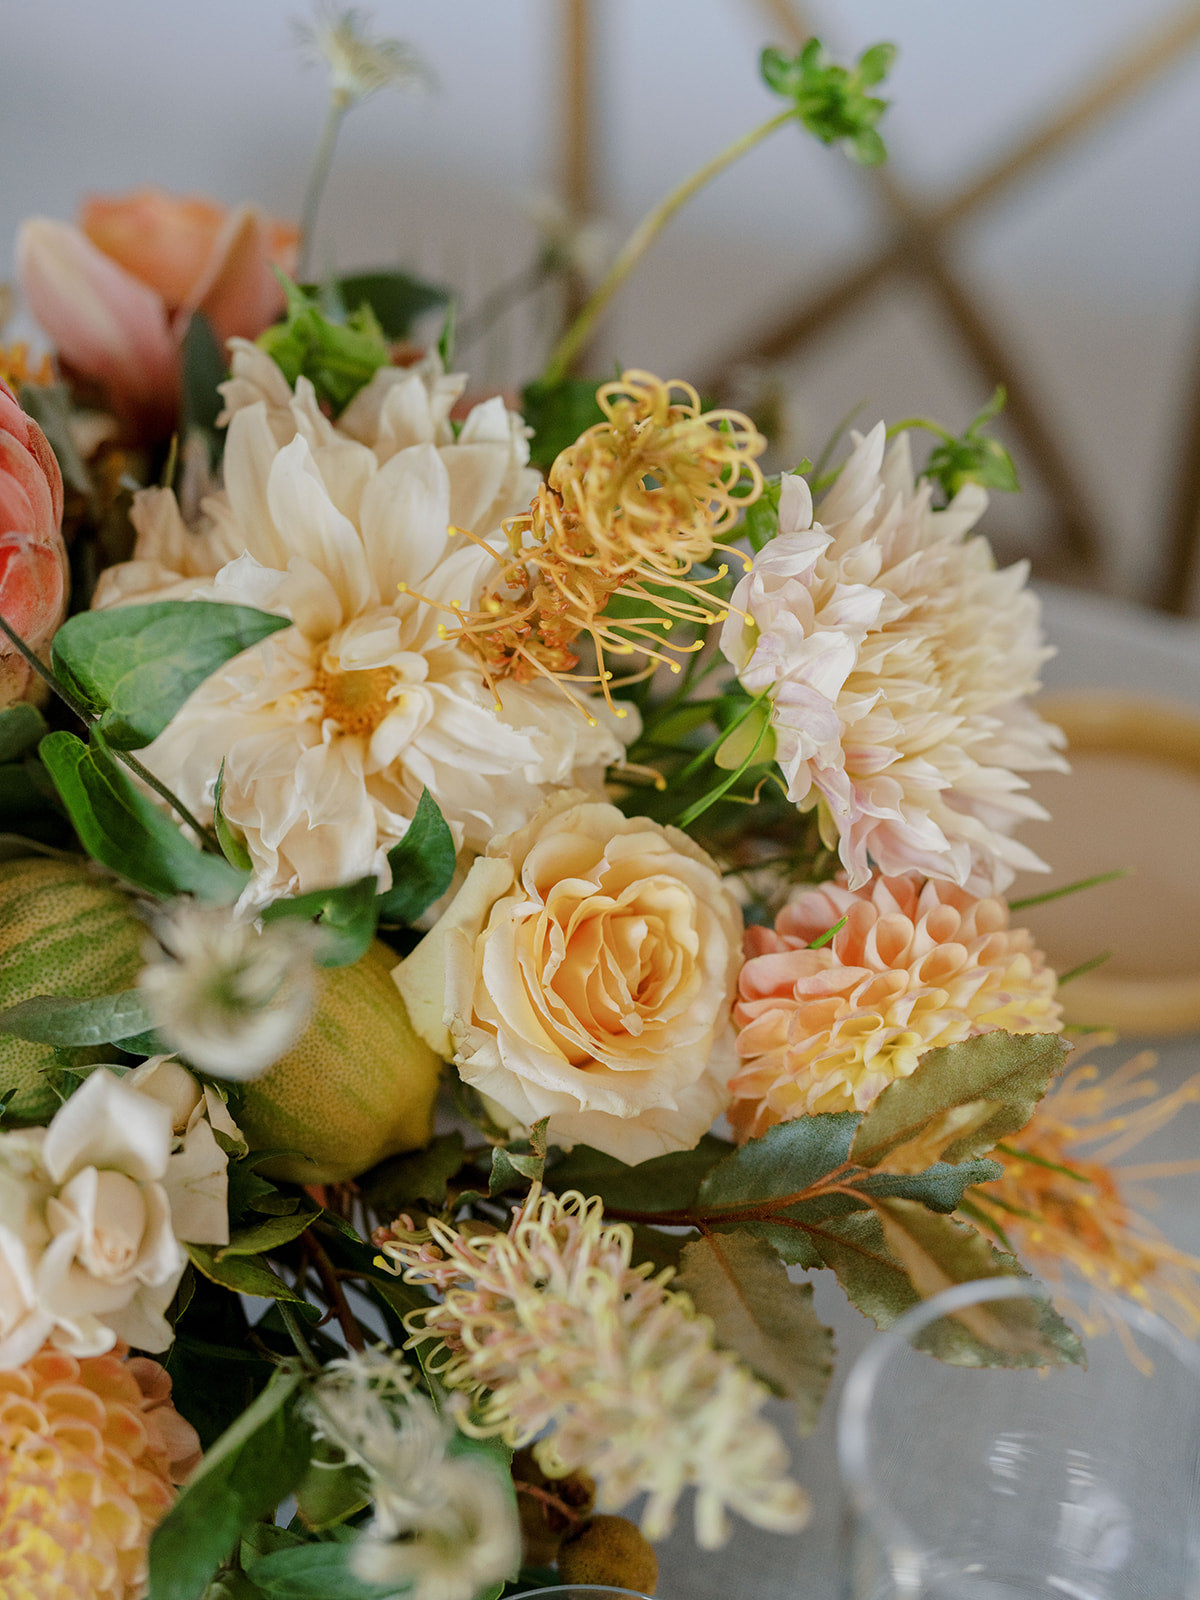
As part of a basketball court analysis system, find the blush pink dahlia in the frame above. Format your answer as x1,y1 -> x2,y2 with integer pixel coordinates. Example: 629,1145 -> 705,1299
729,872 -> 1062,1140
0,1344 -> 199,1600
720,427 -> 1066,895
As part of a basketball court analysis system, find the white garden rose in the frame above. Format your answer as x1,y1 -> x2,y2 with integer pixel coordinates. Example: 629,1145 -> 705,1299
396,792 -> 743,1163
0,1065 -> 235,1367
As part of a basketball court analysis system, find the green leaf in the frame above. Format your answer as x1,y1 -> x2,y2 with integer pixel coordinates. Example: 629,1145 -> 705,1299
699,1113 -> 860,1211
185,1242 -> 307,1304
850,1031 -> 1069,1170
18,381 -> 91,494
808,1209 -> 920,1329
0,703 -> 47,763
520,376 -> 606,471
675,1230 -> 834,1434
712,1218 -> 822,1269
219,1205 -> 320,1259
549,1133 -> 733,1214
294,1439 -> 372,1532
854,1158 -> 1004,1214
742,474 -> 782,552
490,1117 -> 550,1196
261,876 -> 379,967
760,37 -> 894,162
51,601 -> 291,750
203,1571 -> 270,1600
0,989 -> 154,1048
39,730 -> 246,901
378,788 -> 456,924
164,1324 -> 275,1451
180,312 -> 228,465
248,1541 -> 398,1600
259,276 -> 391,414
148,1369 -> 313,1600
214,760 -> 253,871
923,387 -> 1019,500
332,269 -> 450,338
361,1130 -> 465,1213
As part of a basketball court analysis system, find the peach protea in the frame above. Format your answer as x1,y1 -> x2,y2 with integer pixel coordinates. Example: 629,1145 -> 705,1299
719,426 -> 1066,896
729,871 -> 1062,1139
0,377 -> 67,709
0,1344 -> 199,1600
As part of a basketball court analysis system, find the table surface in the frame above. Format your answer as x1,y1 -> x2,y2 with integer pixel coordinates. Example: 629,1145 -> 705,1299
650,585 -> 1200,1600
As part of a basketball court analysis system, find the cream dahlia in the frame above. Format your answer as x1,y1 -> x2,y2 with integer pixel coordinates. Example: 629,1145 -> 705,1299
720,427 -> 1066,895
0,1343 -> 199,1600
729,872 -> 1062,1139
92,343 -> 632,904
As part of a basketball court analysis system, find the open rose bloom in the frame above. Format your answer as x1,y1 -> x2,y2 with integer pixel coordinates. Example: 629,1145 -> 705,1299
18,189 -> 298,437
0,376 -> 66,706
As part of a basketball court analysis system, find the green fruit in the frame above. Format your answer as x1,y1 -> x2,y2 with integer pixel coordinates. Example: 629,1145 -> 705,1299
0,855 -> 148,1123
236,939 -> 442,1184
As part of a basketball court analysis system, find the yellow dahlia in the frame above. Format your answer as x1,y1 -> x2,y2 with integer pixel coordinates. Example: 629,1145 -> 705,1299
0,1344 -> 199,1600
729,871 -> 1062,1138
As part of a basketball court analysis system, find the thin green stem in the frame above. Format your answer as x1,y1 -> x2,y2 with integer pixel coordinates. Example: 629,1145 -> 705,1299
298,95 -> 350,282
278,1301 -> 321,1372
543,108 -> 795,385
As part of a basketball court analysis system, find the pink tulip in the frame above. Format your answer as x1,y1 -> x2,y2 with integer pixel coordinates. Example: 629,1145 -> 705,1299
0,377 -> 67,708
18,189 -> 298,440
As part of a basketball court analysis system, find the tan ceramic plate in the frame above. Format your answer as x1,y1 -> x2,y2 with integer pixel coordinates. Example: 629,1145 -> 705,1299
1013,693 -> 1200,1037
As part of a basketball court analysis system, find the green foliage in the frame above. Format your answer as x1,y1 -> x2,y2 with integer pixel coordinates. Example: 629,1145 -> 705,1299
377,788 -> 456,924
294,1438 -> 372,1532
490,1117 -> 550,1195
39,730 -> 247,902
0,988 -> 154,1048
549,1132 -> 733,1214
520,376 -> 606,471
361,1130 -> 466,1213
0,703 -> 47,763
850,1031 -> 1069,1170
675,1230 -> 834,1433
18,381 -> 92,494
259,276 -> 391,414
921,388 -> 1019,500
855,1158 -> 1004,1213
148,1369 -> 313,1600
327,268 -> 450,339
214,760 -> 253,870
186,1241 -> 308,1305
262,875 -> 379,967
246,1540 -> 397,1599
219,1202 -> 321,1260
760,38 -> 895,165
742,473 -> 783,552
180,312 -> 229,468
51,601 -> 291,750
699,1113 -> 859,1209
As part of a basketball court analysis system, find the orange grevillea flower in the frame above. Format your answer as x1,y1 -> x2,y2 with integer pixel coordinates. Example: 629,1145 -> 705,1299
0,377 -> 66,708
971,1049 -> 1200,1349
729,871 -> 1062,1138
0,1343 -> 199,1600
18,190 -> 297,438
402,370 -> 765,720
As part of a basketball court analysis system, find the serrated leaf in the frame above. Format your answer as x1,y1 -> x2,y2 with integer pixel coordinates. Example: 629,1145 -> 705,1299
0,703 -> 47,762
39,729 -> 246,902
854,1158 -> 1003,1213
0,989 -> 154,1047
377,787 -> 456,924
699,1113 -> 859,1211
850,1032 -> 1069,1171
549,1133 -> 732,1214
808,1208 -> 922,1329
713,1218 -> 823,1269
51,602 -> 291,749
148,1369 -> 312,1600
675,1230 -> 834,1434
874,1198 -> 1083,1367
261,876 -> 378,967
185,1242 -> 307,1303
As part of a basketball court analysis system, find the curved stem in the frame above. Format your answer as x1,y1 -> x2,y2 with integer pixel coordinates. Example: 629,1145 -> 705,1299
298,95 -> 350,282
543,109 -> 795,385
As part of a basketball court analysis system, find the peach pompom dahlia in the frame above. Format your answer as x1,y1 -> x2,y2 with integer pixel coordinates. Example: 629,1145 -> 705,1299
0,1344 -> 199,1600
729,872 -> 1062,1140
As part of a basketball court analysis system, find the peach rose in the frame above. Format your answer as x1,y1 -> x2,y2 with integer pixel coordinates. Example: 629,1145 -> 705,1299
18,189 -> 298,437
0,376 -> 66,707
395,792 -> 744,1163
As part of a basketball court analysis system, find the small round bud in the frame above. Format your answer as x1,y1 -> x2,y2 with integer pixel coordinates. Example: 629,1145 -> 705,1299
558,1514 -> 658,1595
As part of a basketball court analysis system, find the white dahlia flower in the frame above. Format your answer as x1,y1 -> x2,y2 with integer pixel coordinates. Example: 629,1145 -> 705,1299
93,344 -> 632,905
720,425 -> 1066,894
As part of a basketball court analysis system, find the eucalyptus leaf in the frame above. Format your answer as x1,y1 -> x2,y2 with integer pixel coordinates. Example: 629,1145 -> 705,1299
261,876 -> 378,967
699,1113 -> 859,1211
850,1031 -> 1069,1170
148,1369 -> 312,1600
51,601 -> 291,749
675,1230 -> 834,1434
378,787 -> 456,924
39,730 -> 246,902
0,989 -> 154,1047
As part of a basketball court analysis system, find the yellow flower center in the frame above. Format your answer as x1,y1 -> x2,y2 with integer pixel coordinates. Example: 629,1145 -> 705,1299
313,664 -> 398,737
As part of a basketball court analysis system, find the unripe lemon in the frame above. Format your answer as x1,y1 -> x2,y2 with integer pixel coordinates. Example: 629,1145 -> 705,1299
236,939 -> 442,1184
0,855 -> 148,1124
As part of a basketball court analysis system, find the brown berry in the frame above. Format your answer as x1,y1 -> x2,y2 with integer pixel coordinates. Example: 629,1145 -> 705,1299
558,1514 -> 658,1595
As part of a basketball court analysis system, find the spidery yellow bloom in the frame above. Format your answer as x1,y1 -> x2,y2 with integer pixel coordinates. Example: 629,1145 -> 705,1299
402,371 -> 766,720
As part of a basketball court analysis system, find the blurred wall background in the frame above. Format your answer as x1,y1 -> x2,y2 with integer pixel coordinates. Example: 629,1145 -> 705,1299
6,0 -> 1200,608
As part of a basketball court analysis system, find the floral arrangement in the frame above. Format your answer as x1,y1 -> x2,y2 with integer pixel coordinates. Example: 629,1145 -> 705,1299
3,13 -> 1199,1600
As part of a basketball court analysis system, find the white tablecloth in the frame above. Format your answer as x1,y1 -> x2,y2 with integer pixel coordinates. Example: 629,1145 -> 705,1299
651,586 -> 1200,1600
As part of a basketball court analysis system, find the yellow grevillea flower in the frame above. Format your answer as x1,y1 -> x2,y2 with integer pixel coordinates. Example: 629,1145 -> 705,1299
0,1344 -> 198,1600
973,1049 -> 1200,1349
415,371 -> 765,718
378,1185 -> 808,1549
